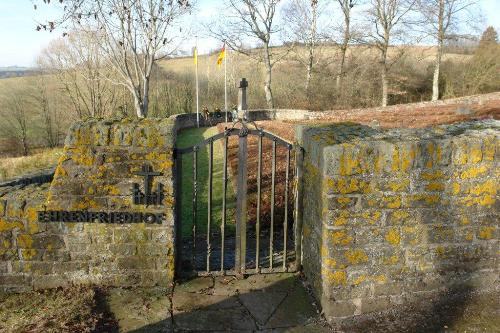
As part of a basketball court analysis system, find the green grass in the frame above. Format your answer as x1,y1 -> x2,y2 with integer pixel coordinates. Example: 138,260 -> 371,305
176,127 -> 236,237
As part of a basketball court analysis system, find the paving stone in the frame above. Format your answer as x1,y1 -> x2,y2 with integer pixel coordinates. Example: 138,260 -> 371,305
173,308 -> 257,331
173,291 -> 241,313
212,273 -> 297,296
256,324 -> 332,332
239,291 -> 287,325
264,283 -> 317,329
176,277 -> 214,293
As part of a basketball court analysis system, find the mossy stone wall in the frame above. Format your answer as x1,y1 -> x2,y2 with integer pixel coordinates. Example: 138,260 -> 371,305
1,118 -> 176,292
297,120 -> 499,323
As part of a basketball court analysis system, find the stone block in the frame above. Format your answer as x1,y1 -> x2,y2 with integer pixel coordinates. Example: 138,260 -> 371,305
33,275 -> 69,290
116,256 -> 156,270
359,296 -> 391,314
321,298 -> 356,318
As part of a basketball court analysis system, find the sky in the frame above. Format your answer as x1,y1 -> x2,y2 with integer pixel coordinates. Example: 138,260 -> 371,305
0,0 -> 498,68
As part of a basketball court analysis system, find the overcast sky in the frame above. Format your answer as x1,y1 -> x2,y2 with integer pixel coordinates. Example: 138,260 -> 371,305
0,0 -> 498,67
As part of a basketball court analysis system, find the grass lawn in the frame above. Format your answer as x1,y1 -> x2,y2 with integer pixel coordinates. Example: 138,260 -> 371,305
176,126 -> 236,237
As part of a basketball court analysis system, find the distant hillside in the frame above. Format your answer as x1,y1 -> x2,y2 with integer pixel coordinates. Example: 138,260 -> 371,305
0,66 -> 39,79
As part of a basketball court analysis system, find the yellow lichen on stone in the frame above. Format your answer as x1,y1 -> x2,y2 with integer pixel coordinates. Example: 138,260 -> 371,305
387,179 -> 409,192
337,196 -> 353,207
345,249 -> 368,264
21,249 -> 37,260
478,226 -> 495,240
385,229 -> 401,246
469,180 -> 497,196
451,183 -> 461,195
353,275 -> 367,286
324,270 -> 347,285
461,194 -> 496,207
425,182 -> 445,191
331,231 -> 353,246
372,274 -> 387,283
383,255 -> 400,265
339,147 -> 360,176
54,165 -> 68,178
459,165 -> 489,179
333,212 -> 348,226
425,142 -> 435,168
321,244 -> 328,257
384,196 -> 402,209
324,258 -> 337,268
421,170 -> 444,181
469,145 -> 483,163
391,210 -> 410,222
17,234 -> 33,248
392,146 -> 400,172
337,178 -> 361,194
482,137 -> 496,161
0,218 -> 24,232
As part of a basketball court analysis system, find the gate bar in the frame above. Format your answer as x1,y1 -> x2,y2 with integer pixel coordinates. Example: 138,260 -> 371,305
221,135 -> 228,272
192,148 -> 198,266
269,139 -> 276,269
283,148 -> 291,271
207,140 -> 213,272
235,132 -> 248,273
256,133 -> 263,271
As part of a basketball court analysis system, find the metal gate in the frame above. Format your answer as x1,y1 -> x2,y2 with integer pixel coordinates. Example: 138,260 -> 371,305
174,122 -> 300,277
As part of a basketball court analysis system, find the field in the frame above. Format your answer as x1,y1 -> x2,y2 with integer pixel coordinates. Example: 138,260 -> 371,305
0,148 -> 63,182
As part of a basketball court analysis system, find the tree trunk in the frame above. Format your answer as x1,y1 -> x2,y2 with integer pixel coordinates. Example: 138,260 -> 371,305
432,0 -> 445,102
381,66 -> 388,107
336,11 -> 350,91
306,1 -> 317,96
143,76 -> 150,118
380,46 -> 389,107
21,135 -> 28,156
134,95 -> 145,118
432,49 -> 441,101
263,44 -> 274,109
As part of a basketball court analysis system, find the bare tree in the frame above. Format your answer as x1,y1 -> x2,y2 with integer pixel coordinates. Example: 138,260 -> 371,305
38,32 -> 118,119
0,88 -> 31,156
335,0 -> 359,90
283,0 -> 326,95
29,75 -> 62,148
209,0 -> 284,108
35,0 -> 191,118
366,0 -> 415,107
418,0 -> 478,101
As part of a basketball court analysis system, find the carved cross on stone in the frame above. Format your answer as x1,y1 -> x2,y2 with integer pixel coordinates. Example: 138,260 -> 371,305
132,164 -> 164,206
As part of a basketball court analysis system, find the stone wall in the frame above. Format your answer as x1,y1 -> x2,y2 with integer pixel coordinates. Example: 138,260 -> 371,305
297,120 -> 499,324
1,118 -> 177,292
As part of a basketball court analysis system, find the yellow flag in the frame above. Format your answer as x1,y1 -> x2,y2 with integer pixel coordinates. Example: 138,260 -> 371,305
193,47 -> 198,65
217,46 -> 225,68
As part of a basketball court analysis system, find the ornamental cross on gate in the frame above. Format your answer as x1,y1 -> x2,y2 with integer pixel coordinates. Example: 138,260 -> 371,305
132,164 -> 164,206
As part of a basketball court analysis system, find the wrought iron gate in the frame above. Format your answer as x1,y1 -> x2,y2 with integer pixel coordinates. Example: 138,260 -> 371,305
174,124 -> 300,277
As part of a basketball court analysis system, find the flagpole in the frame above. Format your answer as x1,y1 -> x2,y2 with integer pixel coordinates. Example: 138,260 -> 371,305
224,41 -> 228,123
195,43 -> 199,128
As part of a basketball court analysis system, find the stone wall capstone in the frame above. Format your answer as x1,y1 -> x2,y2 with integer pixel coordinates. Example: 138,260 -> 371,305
297,120 -> 499,324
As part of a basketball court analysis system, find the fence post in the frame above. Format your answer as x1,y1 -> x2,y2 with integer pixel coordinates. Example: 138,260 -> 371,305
235,78 -> 248,275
